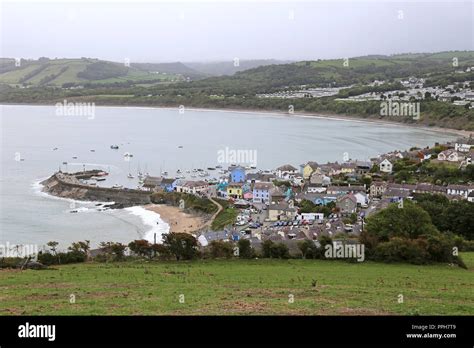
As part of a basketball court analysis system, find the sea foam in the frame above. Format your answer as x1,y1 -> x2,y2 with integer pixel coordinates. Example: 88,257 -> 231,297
124,206 -> 170,244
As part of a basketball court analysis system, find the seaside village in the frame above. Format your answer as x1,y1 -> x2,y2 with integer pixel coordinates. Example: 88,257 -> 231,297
256,75 -> 474,108
136,136 -> 474,247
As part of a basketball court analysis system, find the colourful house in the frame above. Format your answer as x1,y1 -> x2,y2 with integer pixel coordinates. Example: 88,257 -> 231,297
252,182 -> 274,203
230,166 -> 246,183
302,161 -> 319,180
227,182 -> 243,199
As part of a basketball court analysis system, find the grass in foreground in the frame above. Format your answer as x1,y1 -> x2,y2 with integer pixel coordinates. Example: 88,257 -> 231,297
1,253 -> 473,315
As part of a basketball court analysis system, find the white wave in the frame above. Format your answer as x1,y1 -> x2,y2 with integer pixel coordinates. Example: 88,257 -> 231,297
31,178 -> 114,206
124,206 -> 170,244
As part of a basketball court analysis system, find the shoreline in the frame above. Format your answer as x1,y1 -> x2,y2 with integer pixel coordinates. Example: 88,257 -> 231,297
144,203 -> 206,235
1,103 -> 471,138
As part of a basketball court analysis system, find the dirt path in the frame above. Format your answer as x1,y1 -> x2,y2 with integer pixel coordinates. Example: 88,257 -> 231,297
203,197 -> 223,229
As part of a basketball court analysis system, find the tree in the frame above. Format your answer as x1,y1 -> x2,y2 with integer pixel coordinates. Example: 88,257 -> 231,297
99,242 -> 126,261
297,239 -> 317,259
47,241 -> 60,264
47,241 -> 59,255
209,240 -> 234,258
68,240 -> 90,261
128,240 -> 153,259
237,239 -> 253,258
362,200 -> 439,247
162,233 -> 198,260
261,240 -> 274,258
270,243 -> 290,259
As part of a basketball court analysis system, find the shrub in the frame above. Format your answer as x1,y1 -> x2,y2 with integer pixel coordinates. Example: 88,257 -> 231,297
209,240 -> 234,259
261,240 -> 274,258
373,237 -> 430,264
297,239 -> 318,259
128,240 -> 153,259
270,243 -> 290,259
237,239 -> 254,258
162,233 -> 198,260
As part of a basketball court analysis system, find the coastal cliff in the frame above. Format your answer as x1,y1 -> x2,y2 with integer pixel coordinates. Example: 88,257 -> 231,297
41,172 -> 152,206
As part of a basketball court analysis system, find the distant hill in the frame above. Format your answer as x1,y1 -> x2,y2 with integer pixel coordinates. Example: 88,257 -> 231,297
0,58 -> 183,87
131,62 -> 207,80
184,59 -> 293,76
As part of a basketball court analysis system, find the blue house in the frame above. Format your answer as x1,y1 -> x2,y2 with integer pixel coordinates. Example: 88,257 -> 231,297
252,182 -> 273,203
230,166 -> 246,183
160,178 -> 178,192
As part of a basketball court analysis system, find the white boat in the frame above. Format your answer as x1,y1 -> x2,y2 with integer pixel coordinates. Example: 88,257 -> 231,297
176,169 -> 182,174
161,171 -> 168,176
127,173 -> 134,179
112,184 -> 123,189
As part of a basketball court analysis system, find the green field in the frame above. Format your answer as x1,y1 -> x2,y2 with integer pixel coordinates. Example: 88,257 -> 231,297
0,58 -> 180,86
1,253 -> 473,315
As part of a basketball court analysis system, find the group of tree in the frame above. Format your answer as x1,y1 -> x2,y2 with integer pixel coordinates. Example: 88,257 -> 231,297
360,200 -> 468,268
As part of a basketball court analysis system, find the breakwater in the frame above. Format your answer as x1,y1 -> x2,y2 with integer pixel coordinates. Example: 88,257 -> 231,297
41,171 -> 152,207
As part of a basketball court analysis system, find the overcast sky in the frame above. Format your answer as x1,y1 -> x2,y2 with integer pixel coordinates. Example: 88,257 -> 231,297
1,0 -> 473,63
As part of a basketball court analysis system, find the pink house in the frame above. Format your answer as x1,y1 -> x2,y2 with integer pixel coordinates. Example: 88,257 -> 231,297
243,192 -> 253,200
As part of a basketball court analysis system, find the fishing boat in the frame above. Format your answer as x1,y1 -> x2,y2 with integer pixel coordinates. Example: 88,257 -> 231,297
94,177 -> 106,182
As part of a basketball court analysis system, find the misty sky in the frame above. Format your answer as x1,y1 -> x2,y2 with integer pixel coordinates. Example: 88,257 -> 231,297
1,0 -> 473,63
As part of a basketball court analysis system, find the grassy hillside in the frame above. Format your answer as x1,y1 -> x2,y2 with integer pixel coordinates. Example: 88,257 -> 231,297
0,58 -> 182,87
1,253 -> 472,315
185,59 -> 293,76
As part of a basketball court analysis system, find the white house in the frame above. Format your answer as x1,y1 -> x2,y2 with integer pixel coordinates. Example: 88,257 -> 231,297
275,164 -> 298,179
379,158 -> 393,173
354,192 -> 369,206
446,185 -> 473,199
437,150 -> 464,162
175,180 -> 209,195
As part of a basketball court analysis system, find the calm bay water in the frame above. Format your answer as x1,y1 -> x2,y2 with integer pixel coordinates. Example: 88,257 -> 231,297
0,105 -> 457,249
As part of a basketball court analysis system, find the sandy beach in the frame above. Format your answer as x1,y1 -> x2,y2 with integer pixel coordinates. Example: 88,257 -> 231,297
144,204 -> 206,234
